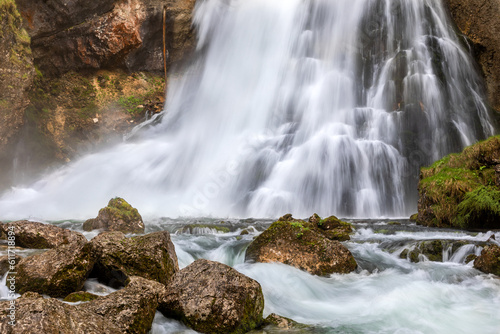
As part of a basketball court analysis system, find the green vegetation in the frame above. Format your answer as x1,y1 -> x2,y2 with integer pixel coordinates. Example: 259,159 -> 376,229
417,135 -> 500,229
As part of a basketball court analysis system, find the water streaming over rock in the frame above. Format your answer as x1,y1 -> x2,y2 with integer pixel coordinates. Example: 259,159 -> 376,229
0,0 -> 496,220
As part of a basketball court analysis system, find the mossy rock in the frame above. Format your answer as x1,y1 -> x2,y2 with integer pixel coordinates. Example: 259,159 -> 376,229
83,197 -> 145,233
417,135 -> 500,229
63,291 -> 99,303
245,215 -> 357,276
474,244 -> 500,276
309,213 -> 353,241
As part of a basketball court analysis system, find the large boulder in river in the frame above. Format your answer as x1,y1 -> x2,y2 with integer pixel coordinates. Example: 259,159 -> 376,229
245,215 -> 357,276
159,259 -> 264,334
83,197 -> 145,233
474,244 -> 500,276
90,231 -> 178,287
15,239 -> 96,298
0,220 -> 86,249
417,135 -> 500,229
0,292 -> 122,333
81,276 -> 167,334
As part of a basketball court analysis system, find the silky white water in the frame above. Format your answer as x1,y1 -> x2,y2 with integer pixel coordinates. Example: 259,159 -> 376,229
0,0 -> 497,220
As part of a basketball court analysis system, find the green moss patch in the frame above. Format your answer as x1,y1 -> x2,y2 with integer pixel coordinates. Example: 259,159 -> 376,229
417,135 -> 500,229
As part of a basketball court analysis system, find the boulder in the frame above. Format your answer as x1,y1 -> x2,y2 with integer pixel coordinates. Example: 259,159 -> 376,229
81,276 -> 167,334
245,215 -> 357,276
159,259 -> 264,334
0,254 -> 22,276
417,135 -> 500,229
90,231 -> 178,287
63,291 -> 99,303
474,244 -> 500,276
15,239 -> 96,298
83,197 -> 145,233
309,213 -> 353,241
0,292 -> 122,333
0,220 -> 86,249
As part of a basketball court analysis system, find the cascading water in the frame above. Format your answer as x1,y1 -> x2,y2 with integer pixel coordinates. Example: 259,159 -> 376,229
0,0 -> 496,220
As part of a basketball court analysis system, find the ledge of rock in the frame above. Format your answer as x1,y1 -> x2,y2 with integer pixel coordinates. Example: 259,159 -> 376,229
90,231 -> 178,287
84,197 -> 145,233
16,239 -> 96,298
0,292 -> 122,334
245,214 -> 357,276
159,259 -> 264,334
0,220 -> 86,249
417,135 -> 500,229
474,244 -> 500,276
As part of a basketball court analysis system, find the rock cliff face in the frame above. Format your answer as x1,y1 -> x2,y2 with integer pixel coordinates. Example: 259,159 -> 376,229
443,0 -> 500,112
15,0 -> 196,76
0,0 -> 34,150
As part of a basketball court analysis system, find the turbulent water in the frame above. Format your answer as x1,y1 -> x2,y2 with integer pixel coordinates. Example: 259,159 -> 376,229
0,0 -> 497,220
2,219 -> 499,333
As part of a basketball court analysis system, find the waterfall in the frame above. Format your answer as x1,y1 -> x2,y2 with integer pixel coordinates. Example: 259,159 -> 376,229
0,0 -> 496,220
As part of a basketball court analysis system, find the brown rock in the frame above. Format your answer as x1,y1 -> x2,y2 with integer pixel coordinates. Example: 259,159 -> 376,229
262,313 -> 308,331
90,231 -> 178,287
474,244 -> 500,276
15,239 -> 96,298
245,216 -> 357,276
81,276 -> 167,334
0,220 -> 86,249
0,0 -> 35,150
159,259 -> 264,334
443,0 -> 500,112
0,254 -> 22,276
0,292 -> 122,333
15,0 -> 196,76
84,197 -> 145,233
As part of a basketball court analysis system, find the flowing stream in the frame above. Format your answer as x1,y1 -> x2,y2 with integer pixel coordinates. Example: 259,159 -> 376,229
0,0 -> 497,220
2,219 -> 499,333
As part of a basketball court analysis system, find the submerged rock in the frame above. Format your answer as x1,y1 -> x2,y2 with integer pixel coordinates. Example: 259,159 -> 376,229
0,220 -> 86,249
474,244 -> 500,276
399,240 -> 470,263
0,292 -> 122,333
81,276 -> 167,334
159,259 -> 264,334
245,215 -> 357,276
83,197 -> 145,233
417,135 -> 500,229
90,231 -> 178,287
261,313 -> 310,331
16,239 -> 96,298
63,291 -> 99,303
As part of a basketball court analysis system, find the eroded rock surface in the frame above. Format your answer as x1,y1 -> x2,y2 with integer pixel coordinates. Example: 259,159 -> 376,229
0,220 -> 86,249
90,230 -> 178,287
16,239 -> 95,298
160,259 -> 264,334
0,292 -> 122,333
474,244 -> 500,276
245,215 -> 357,276
84,197 -> 145,233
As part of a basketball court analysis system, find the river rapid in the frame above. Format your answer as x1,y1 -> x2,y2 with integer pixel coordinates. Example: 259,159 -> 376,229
2,218 -> 498,333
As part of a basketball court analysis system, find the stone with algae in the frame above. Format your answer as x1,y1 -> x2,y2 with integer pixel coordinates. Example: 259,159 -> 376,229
83,197 -> 145,233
